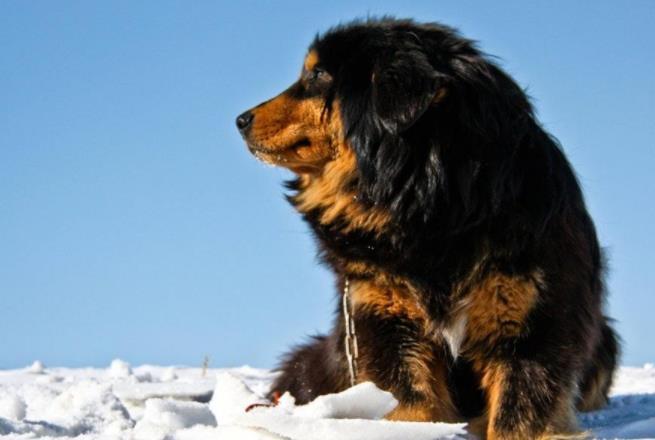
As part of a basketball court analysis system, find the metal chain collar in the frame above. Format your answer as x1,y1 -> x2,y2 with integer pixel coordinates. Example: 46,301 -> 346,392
342,278 -> 359,387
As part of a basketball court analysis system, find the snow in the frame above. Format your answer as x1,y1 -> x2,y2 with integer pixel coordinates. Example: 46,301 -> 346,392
0,395 -> 26,421
204,373 -> 465,440
107,359 -> 132,380
0,360 -> 654,439
133,399 -> 215,439
26,362 -> 45,375
161,367 -> 178,383
289,380 -> 398,419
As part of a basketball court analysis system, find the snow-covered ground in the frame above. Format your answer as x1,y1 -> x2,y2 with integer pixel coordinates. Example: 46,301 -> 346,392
1,360 -> 654,439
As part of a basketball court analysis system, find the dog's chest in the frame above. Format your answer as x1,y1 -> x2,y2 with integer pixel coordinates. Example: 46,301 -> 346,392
440,271 -> 543,358
350,278 -> 470,357
441,313 -> 469,359
350,272 -> 540,360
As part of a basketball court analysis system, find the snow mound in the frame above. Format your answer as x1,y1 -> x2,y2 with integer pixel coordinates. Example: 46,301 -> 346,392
0,394 -> 26,421
108,358 -> 133,379
134,398 -> 216,439
162,366 -> 178,382
41,380 -> 134,435
0,380 -> 133,437
27,360 -> 46,374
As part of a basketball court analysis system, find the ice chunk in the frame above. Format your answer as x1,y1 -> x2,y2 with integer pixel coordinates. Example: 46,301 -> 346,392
293,382 -> 398,419
209,372 -> 270,424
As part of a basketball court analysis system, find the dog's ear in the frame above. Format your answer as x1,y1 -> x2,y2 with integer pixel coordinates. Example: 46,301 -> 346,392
372,50 -> 446,133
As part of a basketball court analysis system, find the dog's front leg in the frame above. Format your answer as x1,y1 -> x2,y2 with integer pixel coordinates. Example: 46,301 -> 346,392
353,306 -> 460,423
479,359 -> 581,440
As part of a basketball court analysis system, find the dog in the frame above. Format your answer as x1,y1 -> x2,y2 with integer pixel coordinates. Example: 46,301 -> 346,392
236,18 -> 619,439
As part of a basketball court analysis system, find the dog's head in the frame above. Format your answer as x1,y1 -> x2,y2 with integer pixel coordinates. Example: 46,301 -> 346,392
237,18 -> 535,225
235,48 -> 343,175
236,19 -> 449,171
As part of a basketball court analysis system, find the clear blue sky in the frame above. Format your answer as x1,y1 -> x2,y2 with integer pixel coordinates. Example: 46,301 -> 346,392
1,1 -> 653,369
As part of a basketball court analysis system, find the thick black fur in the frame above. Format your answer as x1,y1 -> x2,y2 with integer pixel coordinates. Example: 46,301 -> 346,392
253,18 -> 619,436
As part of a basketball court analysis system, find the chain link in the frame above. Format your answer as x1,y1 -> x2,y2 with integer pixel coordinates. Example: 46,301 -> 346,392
342,278 -> 359,387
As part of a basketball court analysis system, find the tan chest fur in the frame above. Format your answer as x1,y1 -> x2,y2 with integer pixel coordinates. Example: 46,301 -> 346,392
350,270 -> 543,359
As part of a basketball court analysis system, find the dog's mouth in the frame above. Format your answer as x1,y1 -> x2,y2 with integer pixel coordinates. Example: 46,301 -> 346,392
247,137 -> 311,157
246,138 -> 324,173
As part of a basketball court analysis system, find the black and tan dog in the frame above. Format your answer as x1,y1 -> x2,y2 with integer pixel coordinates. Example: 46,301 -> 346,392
236,18 -> 619,439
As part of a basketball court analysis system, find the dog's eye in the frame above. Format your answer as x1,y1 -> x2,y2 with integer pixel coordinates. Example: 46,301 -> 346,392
309,68 -> 331,83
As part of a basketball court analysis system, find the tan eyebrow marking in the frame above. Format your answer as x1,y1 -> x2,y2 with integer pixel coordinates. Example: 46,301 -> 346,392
304,50 -> 319,72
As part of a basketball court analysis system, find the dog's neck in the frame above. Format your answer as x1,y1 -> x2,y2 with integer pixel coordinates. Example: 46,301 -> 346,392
287,148 -> 485,319
291,148 -> 391,236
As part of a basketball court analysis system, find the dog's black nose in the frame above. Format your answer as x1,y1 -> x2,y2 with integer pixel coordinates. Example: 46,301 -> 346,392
236,111 -> 254,132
